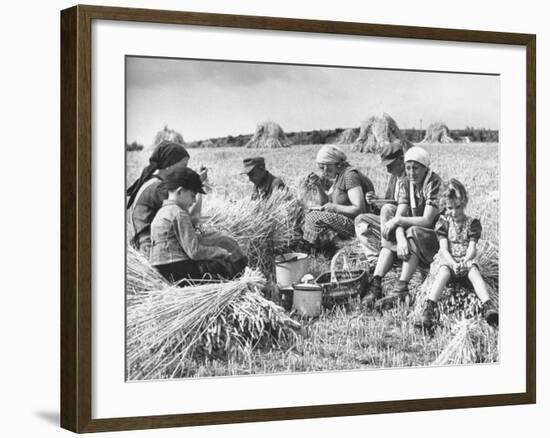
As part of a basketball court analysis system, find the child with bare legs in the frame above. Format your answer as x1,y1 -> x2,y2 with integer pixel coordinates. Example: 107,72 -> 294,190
416,179 -> 498,330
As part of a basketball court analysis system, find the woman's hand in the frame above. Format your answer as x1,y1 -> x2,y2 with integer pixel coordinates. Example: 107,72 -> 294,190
307,172 -> 322,187
365,191 -> 376,204
321,203 -> 339,213
396,234 -> 410,260
382,218 -> 398,240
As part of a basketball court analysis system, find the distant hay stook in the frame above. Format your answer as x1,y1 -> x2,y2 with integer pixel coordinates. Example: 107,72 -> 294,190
421,121 -> 455,144
337,128 -> 358,145
245,121 -> 291,149
353,113 -> 413,154
152,125 -> 185,147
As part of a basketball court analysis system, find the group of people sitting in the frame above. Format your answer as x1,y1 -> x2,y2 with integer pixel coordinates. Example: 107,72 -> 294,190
299,143 -> 497,329
127,140 -> 498,330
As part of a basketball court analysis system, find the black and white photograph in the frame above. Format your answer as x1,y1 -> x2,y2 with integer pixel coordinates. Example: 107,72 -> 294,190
1,0 -> 545,435
125,56 -> 501,381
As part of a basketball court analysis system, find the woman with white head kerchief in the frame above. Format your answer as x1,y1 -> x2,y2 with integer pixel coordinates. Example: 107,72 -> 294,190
302,144 -> 375,249
364,146 -> 442,310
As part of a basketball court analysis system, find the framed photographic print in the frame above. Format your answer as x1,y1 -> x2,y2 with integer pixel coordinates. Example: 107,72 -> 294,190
60,4 -> 536,433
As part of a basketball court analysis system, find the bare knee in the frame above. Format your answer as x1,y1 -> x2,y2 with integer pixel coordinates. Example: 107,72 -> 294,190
467,265 -> 482,279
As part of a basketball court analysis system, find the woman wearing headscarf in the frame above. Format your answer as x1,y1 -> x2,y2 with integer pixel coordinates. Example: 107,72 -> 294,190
302,144 -> 375,249
364,146 -> 442,310
127,140 -> 204,258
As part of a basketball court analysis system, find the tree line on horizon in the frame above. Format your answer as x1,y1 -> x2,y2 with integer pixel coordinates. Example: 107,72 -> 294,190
126,126 -> 499,151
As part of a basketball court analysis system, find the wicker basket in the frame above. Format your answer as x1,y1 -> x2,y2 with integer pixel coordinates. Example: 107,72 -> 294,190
315,247 -> 369,304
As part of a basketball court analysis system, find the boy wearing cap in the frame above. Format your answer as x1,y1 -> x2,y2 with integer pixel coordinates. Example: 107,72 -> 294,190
364,146 -> 442,310
149,166 -> 247,282
241,157 -> 286,201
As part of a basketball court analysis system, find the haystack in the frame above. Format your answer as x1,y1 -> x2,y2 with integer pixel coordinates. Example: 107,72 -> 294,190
337,128 -> 357,145
421,121 -> 454,143
200,139 -> 216,148
153,125 -> 185,147
353,113 -> 412,153
245,121 -> 290,149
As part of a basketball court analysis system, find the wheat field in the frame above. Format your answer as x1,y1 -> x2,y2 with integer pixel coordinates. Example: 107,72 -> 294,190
126,142 -> 499,379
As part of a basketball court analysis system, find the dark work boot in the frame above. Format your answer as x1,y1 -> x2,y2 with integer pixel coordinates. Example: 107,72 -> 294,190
415,299 -> 440,331
482,300 -> 499,328
363,275 -> 383,309
375,280 -> 410,311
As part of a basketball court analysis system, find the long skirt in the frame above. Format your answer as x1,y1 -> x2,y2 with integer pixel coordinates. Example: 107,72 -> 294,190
302,210 -> 355,247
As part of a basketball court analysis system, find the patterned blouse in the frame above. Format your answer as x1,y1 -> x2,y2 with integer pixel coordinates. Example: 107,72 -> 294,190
435,214 -> 482,259
397,171 -> 442,219
330,166 -> 375,212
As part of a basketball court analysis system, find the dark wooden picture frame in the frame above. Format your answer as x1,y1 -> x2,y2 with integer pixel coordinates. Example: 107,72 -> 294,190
60,4 -> 536,433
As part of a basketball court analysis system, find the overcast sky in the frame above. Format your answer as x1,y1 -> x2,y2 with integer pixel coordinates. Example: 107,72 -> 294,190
126,56 -> 499,145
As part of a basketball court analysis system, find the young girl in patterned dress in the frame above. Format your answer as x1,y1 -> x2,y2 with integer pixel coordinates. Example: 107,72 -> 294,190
417,179 -> 498,329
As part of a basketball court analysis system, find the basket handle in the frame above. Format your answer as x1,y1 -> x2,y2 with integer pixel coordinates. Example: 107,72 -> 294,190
330,247 -> 355,284
330,248 -> 345,284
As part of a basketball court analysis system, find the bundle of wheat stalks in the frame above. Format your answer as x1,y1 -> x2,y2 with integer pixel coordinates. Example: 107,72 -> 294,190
127,268 -> 300,380
126,246 -> 171,303
432,317 -> 498,366
203,190 -> 305,276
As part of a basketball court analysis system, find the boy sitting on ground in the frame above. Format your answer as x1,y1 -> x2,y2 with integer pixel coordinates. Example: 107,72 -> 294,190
150,166 -> 247,283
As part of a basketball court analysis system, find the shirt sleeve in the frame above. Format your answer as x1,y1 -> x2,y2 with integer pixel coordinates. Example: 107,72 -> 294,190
434,216 -> 449,240
468,218 -> 482,242
174,210 -> 229,260
343,169 -> 362,190
424,174 -> 442,208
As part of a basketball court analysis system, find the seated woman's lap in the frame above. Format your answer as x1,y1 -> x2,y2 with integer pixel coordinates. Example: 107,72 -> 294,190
302,210 -> 355,245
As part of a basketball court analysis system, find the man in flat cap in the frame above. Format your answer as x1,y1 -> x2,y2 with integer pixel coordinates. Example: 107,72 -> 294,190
354,143 -> 406,261
377,143 -> 406,206
241,157 -> 286,201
